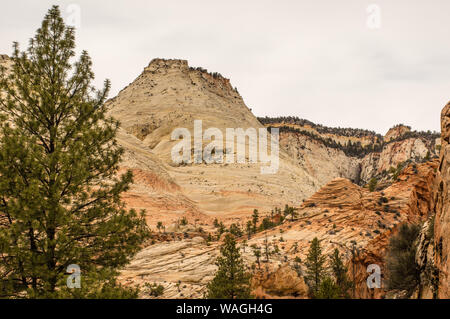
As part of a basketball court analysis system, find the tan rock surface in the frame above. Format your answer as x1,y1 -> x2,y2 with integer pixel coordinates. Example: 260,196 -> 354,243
384,124 -> 411,142
279,131 -> 361,185
106,58 -> 320,221
247,160 -> 438,298
252,265 -> 308,298
264,120 -> 438,187
433,101 -> 450,298
359,137 -> 432,183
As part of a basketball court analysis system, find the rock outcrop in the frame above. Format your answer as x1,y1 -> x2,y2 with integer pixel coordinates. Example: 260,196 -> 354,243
279,131 -> 362,185
262,118 -> 439,187
246,160 -> 438,299
433,102 -> 450,298
384,124 -> 411,142
252,265 -> 309,298
106,58 -> 321,223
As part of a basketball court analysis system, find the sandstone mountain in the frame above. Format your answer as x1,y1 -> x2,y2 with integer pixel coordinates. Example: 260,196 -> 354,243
105,58 -> 320,227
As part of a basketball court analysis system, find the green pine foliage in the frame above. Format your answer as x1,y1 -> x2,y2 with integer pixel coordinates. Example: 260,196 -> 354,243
228,223 -> 243,237
316,277 -> 341,299
0,6 -> 149,298
251,244 -> 261,269
330,249 -> 353,298
145,282 -> 165,297
304,237 -> 326,297
206,234 -> 252,299
251,209 -> 259,233
386,223 -> 421,295
368,177 -> 378,192
283,204 -> 298,221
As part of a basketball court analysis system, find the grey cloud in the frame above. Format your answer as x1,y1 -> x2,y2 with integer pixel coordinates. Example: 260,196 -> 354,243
0,0 -> 449,134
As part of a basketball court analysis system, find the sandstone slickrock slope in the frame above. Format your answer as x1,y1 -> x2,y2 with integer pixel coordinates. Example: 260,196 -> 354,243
106,58 -> 320,223
120,159 -> 439,298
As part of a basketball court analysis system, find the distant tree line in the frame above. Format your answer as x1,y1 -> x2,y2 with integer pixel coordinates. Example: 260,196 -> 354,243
259,116 -> 440,143
263,120 -> 440,159
271,125 -> 382,158
258,116 -> 383,140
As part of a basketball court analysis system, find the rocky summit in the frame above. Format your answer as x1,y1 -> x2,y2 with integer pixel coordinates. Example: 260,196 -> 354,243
106,58 -> 321,227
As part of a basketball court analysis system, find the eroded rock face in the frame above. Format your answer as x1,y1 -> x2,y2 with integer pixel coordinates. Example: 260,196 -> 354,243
384,125 -> 411,142
107,58 -> 321,221
433,102 -> 450,298
359,138 -> 432,184
252,265 -> 308,298
0,54 -> 11,67
119,237 -> 218,298
414,220 -> 438,299
279,132 -> 361,186
264,120 -> 438,188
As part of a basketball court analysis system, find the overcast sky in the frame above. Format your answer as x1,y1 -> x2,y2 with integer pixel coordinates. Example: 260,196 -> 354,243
1,0 -> 449,134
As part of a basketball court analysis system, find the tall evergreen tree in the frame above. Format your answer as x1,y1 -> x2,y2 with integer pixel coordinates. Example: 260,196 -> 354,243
283,204 -> 298,222
251,209 -> 259,233
0,6 -> 149,298
304,237 -> 326,297
251,244 -> 261,269
386,223 -> 421,295
206,234 -> 252,299
330,249 -> 353,298
246,221 -> 252,239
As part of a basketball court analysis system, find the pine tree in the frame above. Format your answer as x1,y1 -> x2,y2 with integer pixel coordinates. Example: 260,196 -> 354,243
229,223 -> 243,237
246,221 -> 252,239
206,234 -> 252,299
283,204 -> 298,222
368,177 -> 377,192
263,235 -> 271,262
316,277 -> 340,299
330,249 -> 352,298
0,6 -> 149,298
217,222 -> 226,239
251,244 -> 261,269
251,209 -> 259,233
386,223 -> 421,295
305,237 -> 326,297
